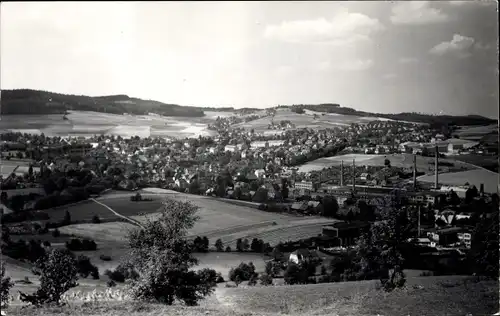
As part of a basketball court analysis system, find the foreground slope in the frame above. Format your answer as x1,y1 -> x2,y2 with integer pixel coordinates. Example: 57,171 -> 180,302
6,276 -> 498,316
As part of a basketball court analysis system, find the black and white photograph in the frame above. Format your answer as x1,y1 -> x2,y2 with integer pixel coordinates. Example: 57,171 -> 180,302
0,1 -> 498,315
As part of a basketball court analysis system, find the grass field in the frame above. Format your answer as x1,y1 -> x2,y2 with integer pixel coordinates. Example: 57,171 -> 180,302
218,276 -> 498,315
4,276 -> 497,316
418,168 -> 499,194
453,124 -> 498,140
0,110 -> 221,139
297,153 -> 473,173
233,108 -> 373,133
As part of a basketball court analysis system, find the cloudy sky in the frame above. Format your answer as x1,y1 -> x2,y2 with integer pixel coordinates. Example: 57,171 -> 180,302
1,1 -> 498,118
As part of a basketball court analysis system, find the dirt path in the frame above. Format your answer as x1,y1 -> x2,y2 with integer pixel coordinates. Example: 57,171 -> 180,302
89,198 -> 144,228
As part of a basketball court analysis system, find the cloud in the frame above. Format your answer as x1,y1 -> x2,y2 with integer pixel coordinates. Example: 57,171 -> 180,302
382,73 -> 397,80
474,42 -> 492,50
263,9 -> 384,44
429,34 -> 475,57
448,0 -> 494,6
398,57 -> 419,64
391,2 -> 449,25
335,59 -> 374,71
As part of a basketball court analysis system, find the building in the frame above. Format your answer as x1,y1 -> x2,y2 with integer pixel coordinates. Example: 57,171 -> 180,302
321,221 -> 370,247
224,145 -> 237,152
294,181 -> 314,191
457,231 -> 472,249
426,227 -> 463,246
289,248 -> 319,264
447,139 -> 479,154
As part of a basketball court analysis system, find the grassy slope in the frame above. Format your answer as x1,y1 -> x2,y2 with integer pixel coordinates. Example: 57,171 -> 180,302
6,276 -> 498,316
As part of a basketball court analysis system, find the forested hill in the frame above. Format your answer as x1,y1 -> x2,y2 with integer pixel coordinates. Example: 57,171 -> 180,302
284,104 -> 497,126
1,89 -> 205,117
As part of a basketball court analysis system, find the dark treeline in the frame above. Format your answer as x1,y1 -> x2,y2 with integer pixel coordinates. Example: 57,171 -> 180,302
1,89 -> 205,117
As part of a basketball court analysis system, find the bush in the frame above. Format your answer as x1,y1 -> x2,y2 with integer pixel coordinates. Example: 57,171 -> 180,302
91,215 -> 101,224
229,262 -> 256,282
42,241 -> 51,248
105,263 -> 139,283
66,238 -> 97,251
216,273 -> 225,283
99,254 -> 112,261
1,261 -> 14,309
107,280 -> 117,287
225,246 -> 231,252
52,228 -> 60,238
20,248 -> 78,306
259,273 -> 273,286
248,273 -> 258,286
76,255 -> 99,279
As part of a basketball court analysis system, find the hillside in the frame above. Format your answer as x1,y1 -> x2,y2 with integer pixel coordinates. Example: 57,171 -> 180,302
1,89 -> 205,117
5,276 -> 498,316
283,104 -> 497,126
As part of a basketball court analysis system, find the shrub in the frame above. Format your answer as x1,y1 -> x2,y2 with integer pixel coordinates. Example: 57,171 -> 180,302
216,273 -> 224,283
62,210 -> 71,226
1,261 -> 14,309
42,241 -> 51,248
76,255 -> 99,279
259,273 -> 273,286
225,246 -> 231,252
91,215 -> 101,224
66,238 -> 97,251
248,273 -> 258,286
107,280 -> 117,287
229,262 -> 256,282
20,248 -> 78,306
99,254 -> 112,261
52,228 -> 60,238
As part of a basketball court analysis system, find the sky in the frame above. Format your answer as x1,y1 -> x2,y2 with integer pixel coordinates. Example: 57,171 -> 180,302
1,1 -> 498,118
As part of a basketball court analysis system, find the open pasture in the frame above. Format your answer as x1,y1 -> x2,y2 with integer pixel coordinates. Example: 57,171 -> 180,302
418,168 -> 499,194
297,153 -> 474,173
219,276 -> 498,315
453,124 -> 497,140
0,110 -> 222,139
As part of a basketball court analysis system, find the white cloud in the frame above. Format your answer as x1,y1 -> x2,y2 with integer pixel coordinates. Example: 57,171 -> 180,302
474,42 -> 492,50
391,2 -> 449,25
263,8 -> 384,44
335,59 -> 374,71
429,34 -> 475,57
398,57 -> 419,64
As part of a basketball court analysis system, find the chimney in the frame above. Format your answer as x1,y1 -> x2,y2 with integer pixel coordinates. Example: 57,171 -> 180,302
352,159 -> 356,192
480,183 -> 484,196
340,160 -> 344,186
413,154 -> 417,189
434,146 -> 439,189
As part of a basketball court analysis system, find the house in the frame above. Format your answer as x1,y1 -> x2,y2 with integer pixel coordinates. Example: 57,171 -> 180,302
321,221 -> 370,247
359,173 -> 371,181
289,248 -> 319,264
254,169 -> 266,178
447,139 -> 479,154
426,227 -> 463,246
224,145 -> 237,152
294,181 -> 314,191
457,231 -> 472,249
408,237 -> 436,248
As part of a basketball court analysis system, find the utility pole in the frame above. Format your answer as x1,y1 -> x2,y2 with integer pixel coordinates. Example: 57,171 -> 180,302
417,205 -> 421,238
340,160 -> 344,186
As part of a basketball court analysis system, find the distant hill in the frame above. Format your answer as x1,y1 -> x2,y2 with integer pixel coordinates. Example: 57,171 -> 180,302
1,89 -> 205,117
284,104 -> 497,126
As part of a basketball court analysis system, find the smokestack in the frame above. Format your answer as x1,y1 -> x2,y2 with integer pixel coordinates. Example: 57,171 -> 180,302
434,146 -> 439,189
413,154 -> 417,189
352,159 -> 356,192
340,160 -> 344,186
